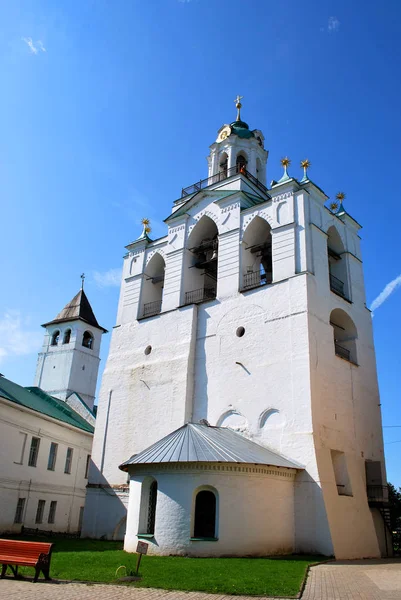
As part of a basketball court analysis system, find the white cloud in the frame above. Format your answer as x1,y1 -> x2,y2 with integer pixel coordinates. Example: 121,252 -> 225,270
93,268 -> 122,288
0,311 -> 42,364
370,274 -> 401,314
328,16 -> 340,32
22,37 -> 46,54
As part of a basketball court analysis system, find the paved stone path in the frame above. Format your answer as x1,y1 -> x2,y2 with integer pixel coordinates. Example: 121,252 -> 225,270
0,559 -> 400,600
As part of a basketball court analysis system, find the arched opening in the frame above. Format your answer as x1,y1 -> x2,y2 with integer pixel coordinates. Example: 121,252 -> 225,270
63,329 -> 71,344
241,216 -> 272,291
82,331 -> 94,349
217,410 -> 248,433
141,253 -> 165,318
51,330 -> 60,346
236,153 -> 248,174
330,308 -> 357,364
184,216 -> 218,305
193,489 -> 217,539
327,226 -> 349,299
138,478 -> 158,536
256,157 -> 262,181
219,152 -> 228,180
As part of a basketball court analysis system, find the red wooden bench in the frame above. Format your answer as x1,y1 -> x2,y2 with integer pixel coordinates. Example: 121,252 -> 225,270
0,539 -> 53,582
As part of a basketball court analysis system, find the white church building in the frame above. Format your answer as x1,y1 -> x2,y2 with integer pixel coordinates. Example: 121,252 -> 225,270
0,288 -> 106,534
82,99 -> 391,559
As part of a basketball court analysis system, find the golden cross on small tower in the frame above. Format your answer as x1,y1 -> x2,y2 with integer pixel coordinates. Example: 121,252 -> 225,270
234,95 -> 243,121
80,273 -> 85,290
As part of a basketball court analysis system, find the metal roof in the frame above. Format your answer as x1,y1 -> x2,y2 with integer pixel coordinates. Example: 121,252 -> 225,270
0,376 -> 94,434
42,289 -> 107,333
119,423 -> 303,471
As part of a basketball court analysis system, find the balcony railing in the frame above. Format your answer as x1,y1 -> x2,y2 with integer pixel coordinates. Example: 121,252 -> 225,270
334,342 -> 351,362
367,485 -> 389,504
184,287 -> 216,305
330,273 -> 345,297
181,166 -> 268,198
143,299 -> 162,318
241,270 -> 272,291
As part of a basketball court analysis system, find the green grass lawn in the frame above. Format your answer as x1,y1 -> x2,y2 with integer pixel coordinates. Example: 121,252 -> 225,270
7,537 -> 323,596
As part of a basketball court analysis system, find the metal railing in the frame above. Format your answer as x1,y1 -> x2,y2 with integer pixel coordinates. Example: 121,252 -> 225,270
184,287 -> 216,305
241,270 -> 272,291
181,166 -> 268,198
143,299 -> 162,318
330,273 -> 345,297
367,485 -> 389,504
334,342 -> 351,361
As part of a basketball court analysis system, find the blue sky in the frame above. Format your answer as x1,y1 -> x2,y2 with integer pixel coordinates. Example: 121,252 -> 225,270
0,0 -> 400,487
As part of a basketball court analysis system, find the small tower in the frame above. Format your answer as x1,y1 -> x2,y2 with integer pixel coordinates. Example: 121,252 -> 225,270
207,95 -> 268,184
34,283 -> 107,409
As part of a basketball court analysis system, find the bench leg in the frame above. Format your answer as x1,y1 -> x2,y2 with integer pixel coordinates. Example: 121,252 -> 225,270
42,566 -> 51,581
1,564 -> 7,578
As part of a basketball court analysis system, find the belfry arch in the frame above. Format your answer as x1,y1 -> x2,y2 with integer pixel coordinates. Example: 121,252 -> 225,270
141,252 -> 165,318
241,216 -> 272,291
183,215 -> 218,305
327,226 -> 349,299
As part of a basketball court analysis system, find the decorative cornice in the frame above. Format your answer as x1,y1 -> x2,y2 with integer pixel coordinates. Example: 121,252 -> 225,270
128,462 -> 297,479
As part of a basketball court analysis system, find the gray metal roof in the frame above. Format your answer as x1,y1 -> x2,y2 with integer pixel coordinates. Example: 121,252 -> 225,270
119,423 -> 303,471
42,289 -> 107,333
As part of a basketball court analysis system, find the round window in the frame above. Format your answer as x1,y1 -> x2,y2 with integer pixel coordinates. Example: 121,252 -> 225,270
144,345 -> 152,355
236,327 -> 245,337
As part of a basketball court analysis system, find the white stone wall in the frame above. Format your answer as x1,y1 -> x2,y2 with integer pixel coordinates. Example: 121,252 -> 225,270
0,398 -> 92,533
85,142 -> 387,558
124,464 -> 296,557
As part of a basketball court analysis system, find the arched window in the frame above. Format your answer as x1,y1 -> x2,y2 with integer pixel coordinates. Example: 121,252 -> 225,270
327,226 -> 349,299
330,308 -> 357,364
141,253 -> 165,318
82,331 -> 93,349
219,152 -> 228,180
138,478 -> 158,536
236,153 -> 247,174
63,329 -> 71,344
241,216 -> 272,291
146,481 -> 158,535
194,489 -> 217,539
184,215 -> 218,305
51,330 -> 60,346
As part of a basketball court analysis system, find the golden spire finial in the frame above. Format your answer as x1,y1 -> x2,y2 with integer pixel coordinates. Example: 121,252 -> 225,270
336,192 -> 346,202
234,94 -> 243,121
329,202 -> 339,212
300,159 -> 311,182
141,217 -> 151,235
280,157 -> 291,168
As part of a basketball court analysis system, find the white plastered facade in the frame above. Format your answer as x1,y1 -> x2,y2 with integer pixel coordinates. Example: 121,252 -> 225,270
82,117 -> 389,559
0,397 -> 92,534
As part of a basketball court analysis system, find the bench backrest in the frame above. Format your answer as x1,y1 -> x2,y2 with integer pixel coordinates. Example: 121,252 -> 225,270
0,539 -> 53,560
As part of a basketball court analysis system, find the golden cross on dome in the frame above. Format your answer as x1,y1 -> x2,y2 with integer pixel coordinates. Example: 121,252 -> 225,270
234,95 -> 243,120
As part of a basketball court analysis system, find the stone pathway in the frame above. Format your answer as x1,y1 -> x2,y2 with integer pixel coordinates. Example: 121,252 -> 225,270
0,559 -> 400,600
303,559 -> 401,600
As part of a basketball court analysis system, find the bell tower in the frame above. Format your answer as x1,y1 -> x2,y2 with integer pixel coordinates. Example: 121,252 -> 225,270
207,95 -> 268,185
34,279 -> 107,409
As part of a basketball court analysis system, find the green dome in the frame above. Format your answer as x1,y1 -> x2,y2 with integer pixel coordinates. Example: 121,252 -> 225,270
230,120 -> 255,139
